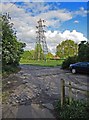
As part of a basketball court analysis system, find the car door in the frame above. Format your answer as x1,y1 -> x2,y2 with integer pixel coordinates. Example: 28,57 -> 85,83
79,63 -> 88,73
87,63 -> 89,74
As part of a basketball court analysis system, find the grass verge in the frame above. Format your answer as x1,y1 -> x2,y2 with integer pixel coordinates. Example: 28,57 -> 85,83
20,59 -> 64,67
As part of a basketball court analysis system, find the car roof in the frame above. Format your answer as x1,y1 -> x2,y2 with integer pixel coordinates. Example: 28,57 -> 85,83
75,62 -> 89,64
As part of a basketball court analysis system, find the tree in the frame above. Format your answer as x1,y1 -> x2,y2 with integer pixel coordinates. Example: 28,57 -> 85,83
78,41 -> 89,61
0,16 -> 2,38
21,50 -> 35,60
56,40 -> 78,59
30,50 -> 35,60
46,52 -> 54,59
2,14 -> 25,70
34,43 -> 44,60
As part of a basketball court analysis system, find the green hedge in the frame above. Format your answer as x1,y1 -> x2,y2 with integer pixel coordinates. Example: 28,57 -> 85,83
62,55 -> 78,69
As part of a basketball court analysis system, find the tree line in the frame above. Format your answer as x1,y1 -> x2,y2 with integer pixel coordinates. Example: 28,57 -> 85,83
62,40 -> 89,69
21,39 -> 79,61
21,39 -> 89,62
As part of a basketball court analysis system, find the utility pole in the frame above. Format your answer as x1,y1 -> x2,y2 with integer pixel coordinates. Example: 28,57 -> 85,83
36,19 -> 48,61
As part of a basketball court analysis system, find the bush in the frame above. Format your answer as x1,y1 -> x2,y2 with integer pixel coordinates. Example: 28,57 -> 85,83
2,64 -> 20,77
2,14 -> 25,74
56,98 -> 89,119
62,55 -> 78,69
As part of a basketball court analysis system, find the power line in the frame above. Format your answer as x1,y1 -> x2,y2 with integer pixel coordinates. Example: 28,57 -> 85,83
3,1 -> 18,13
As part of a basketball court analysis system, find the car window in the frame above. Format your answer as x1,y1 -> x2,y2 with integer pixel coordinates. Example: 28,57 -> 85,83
87,63 -> 89,65
80,63 -> 87,67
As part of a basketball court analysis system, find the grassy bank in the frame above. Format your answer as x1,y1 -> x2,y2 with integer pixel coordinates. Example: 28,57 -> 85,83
20,59 -> 64,67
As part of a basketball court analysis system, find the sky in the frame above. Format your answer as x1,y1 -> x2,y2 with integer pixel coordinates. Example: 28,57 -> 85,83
0,1 -> 88,54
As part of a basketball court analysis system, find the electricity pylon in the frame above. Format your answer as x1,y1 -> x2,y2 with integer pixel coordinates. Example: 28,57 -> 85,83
36,19 -> 48,61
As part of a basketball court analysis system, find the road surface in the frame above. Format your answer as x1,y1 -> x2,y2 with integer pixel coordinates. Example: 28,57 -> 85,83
2,65 -> 89,118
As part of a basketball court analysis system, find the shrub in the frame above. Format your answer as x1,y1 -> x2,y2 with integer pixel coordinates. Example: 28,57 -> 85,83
2,64 -> 20,77
62,55 -> 78,69
2,14 -> 25,74
56,98 -> 89,119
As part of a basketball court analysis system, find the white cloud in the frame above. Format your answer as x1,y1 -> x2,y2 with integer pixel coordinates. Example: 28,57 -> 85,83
0,3 -> 87,54
36,9 -> 73,24
74,7 -> 88,17
22,2 -> 50,15
45,30 -> 87,54
2,0 -> 88,2
2,0 -> 31,2
16,27 -> 88,55
0,3 -> 73,28
74,20 -> 79,23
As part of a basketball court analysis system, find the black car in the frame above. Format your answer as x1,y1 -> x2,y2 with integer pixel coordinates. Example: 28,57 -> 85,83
69,62 -> 89,74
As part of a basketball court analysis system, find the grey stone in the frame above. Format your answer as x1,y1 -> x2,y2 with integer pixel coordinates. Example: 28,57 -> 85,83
7,81 -> 11,84
22,80 -> 28,84
42,103 -> 54,110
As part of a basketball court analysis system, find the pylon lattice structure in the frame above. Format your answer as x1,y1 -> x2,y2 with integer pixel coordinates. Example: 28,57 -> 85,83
36,19 -> 48,60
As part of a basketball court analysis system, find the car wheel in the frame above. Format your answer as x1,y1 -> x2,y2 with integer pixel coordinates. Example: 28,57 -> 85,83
71,69 -> 76,74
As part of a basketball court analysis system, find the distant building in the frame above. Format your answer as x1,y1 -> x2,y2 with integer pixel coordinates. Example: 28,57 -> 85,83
52,56 -> 60,60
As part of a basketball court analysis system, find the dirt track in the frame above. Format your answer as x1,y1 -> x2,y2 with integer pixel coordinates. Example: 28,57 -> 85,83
2,65 -> 89,118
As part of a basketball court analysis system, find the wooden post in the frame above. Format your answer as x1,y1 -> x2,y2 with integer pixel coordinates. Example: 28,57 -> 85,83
61,79 -> 65,107
75,90 -> 78,100
69,81 -> 72,105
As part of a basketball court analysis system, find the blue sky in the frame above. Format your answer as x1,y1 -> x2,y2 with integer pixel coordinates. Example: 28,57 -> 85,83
59,2 -> 87,36
1,2 -> 88,54
2,0 -> 88,2
15,2 -> 87,36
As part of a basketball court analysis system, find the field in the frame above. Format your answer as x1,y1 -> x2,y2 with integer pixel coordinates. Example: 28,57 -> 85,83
20,59 -> 64,67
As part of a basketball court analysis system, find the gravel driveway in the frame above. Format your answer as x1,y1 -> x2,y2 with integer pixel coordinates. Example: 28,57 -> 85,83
2,65 -> 89,118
